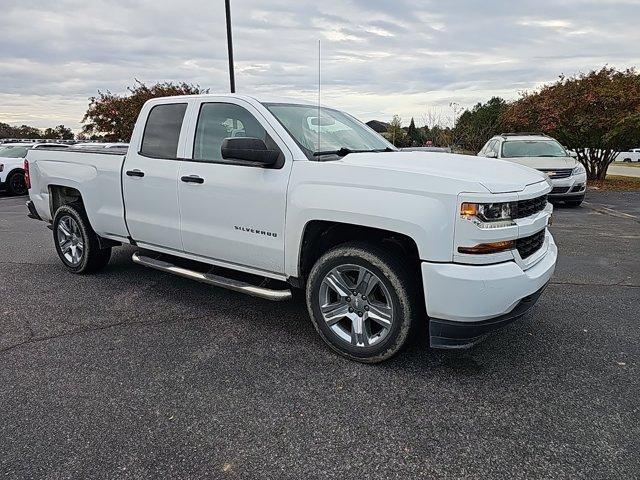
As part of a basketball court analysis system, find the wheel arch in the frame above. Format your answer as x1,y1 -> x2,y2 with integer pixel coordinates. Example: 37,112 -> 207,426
5,167 -> 25,177
294,220 -> 422,286
49,190 -> 120,249
48,184 -> 85,218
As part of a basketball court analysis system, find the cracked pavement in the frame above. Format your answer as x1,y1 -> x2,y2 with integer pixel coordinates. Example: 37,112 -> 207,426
0,191 -> 638,479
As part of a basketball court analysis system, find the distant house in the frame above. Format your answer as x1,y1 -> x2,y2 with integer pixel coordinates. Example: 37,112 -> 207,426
366,120 -> 389,133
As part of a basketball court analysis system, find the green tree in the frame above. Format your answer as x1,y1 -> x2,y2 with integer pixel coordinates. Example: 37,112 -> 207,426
82,80 -> 209,141
10,125 -> 42,139
0,123 -> 15,138
406,117 -> 423,146
430,126 -> 454,147
384,115 -> 410,147
453,97 -> 507,152
42,125 -> 74,140
499,67 -> 640,180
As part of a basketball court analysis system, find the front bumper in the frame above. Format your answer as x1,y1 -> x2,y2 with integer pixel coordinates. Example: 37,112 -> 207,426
422,232 -> 557,348
548,173 -> 587,198
429,284 -> 547,348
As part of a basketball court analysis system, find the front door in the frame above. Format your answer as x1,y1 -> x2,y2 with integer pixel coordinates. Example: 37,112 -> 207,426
178,100 -> 292,275
122,102 -> 188,251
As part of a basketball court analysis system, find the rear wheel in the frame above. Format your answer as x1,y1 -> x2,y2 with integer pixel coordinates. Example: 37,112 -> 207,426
306,242 -> 420,363
53,204 -> 111,273
6,171 -> 27,196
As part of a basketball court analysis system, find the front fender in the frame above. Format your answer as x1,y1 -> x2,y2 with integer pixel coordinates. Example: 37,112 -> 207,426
284,181 -> 456,278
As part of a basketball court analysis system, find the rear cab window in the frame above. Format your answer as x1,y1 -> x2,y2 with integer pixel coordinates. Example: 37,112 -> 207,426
140,103 -> 188,159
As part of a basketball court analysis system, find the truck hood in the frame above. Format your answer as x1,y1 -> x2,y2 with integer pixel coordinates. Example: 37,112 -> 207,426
499,156 -> 577,170
338,151 -> 548,193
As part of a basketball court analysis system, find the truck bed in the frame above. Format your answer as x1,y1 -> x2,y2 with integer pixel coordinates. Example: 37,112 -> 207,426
26,148 -> 130,241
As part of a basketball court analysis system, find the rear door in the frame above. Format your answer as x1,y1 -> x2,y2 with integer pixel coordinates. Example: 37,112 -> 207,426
177,98 -> 293,275
122,101 -> 189,251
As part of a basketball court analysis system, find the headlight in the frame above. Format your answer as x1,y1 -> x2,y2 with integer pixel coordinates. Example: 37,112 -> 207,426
572,163 -> 586,175
461,202 -> 514,227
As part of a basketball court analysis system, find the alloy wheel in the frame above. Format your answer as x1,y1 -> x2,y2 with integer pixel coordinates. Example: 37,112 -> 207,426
56,215 -> 84,266
318,264 -> 394,347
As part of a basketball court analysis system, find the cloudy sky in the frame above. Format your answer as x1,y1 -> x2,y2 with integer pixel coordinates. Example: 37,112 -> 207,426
1,0 -> 639,131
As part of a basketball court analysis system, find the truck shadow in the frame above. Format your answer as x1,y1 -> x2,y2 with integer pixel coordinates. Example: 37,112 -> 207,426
102,247 -> 542,378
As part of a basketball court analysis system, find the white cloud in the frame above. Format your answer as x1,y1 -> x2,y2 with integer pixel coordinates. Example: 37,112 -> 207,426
0,0 -> 638,130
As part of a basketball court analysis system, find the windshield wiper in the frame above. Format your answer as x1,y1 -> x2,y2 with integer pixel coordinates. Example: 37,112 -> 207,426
312,147 -> 393,157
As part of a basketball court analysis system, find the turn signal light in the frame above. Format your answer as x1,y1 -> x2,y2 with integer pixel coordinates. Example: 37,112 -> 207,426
460,202 -> 477,217
458,240 -> 515,255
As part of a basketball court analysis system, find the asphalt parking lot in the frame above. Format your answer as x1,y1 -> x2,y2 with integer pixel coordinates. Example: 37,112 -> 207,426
1,191 -> 638,479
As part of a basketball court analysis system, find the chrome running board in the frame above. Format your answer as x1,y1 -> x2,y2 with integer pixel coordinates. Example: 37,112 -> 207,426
132,252 -> 292,301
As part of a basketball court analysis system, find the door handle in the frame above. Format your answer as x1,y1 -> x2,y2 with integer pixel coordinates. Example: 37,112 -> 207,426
181,175 -> 205,184
126,169 -> 145,177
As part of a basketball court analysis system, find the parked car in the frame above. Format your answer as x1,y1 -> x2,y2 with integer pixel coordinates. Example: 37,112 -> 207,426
25,94 -> 556,362
615,149 -> 640,162
0,144 -> 31,195
478,133 -> 587,207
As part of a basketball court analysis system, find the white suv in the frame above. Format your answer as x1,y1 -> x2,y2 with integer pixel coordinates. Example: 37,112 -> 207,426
478,133 -> 587,207
0,143 -> 69,195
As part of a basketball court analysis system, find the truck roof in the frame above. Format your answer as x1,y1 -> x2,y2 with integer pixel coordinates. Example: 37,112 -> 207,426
146,93 -> 321,108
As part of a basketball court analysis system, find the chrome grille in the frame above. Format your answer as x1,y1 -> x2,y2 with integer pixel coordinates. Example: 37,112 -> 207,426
539,168 -> 573,179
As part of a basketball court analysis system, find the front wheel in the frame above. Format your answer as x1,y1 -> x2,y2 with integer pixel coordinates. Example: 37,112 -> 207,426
306,242 -> 420,363
53,204 -> 111,273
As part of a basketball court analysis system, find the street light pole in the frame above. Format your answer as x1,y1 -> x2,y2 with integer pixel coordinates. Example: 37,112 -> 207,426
225,0 -> 236,93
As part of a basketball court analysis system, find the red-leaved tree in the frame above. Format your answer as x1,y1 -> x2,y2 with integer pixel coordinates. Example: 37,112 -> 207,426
499,67 -> 640,180
82,80 -> 209,141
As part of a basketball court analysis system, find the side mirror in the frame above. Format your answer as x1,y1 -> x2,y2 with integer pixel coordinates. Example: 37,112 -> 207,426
221,137 -> 279,166
485,151 -> 497,159
568,150 -> 577,158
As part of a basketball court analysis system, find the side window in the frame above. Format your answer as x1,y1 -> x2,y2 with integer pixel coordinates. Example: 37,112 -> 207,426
193,103 -> 278,162
140,103 -> 187,159
479,140 -> 491,155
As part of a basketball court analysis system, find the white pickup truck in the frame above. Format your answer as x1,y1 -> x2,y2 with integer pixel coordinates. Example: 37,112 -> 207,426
615,149 -> 640,162
25,94 -> 557,362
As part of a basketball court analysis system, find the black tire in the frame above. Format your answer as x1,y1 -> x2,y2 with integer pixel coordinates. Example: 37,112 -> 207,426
52,204 -> 111,274
565,196 -> 584,207
306,242 -> 421,363
6,170 -> 27,196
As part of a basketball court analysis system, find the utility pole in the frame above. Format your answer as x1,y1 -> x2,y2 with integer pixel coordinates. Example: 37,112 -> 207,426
225,0 -> 236,93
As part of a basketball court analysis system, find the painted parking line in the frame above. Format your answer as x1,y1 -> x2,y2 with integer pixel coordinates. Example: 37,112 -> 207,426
583,201 -> 639,221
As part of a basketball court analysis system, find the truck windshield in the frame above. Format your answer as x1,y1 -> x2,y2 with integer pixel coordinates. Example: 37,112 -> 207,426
264,103 -> 393,160
502,140 -> 568,158
0,147 -> 29,158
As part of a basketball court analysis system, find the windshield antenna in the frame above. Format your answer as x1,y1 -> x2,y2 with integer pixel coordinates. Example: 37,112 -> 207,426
317,39 -> 321,153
